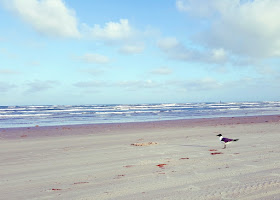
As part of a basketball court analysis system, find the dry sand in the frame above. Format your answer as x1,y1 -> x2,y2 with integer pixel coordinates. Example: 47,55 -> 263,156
1,115 -> 280,200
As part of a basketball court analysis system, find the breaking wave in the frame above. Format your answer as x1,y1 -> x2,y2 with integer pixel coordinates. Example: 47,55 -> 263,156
0,101 -> 280,128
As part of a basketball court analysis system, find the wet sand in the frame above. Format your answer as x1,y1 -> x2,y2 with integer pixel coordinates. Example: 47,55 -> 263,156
1,115 -> 280,199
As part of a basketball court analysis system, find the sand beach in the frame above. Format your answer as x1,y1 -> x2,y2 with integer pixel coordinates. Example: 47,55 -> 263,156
1,115 -> 280,200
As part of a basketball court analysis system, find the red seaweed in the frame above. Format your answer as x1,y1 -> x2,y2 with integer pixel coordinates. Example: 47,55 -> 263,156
211,152 -> 223,155
156,164 -> 167,168
123,165 -> 134,168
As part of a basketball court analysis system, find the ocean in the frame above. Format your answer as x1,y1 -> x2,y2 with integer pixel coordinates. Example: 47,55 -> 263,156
0,101 -> 280,128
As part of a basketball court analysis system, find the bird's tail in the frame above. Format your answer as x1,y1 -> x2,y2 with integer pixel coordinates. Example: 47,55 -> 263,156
233,139 -> 239,142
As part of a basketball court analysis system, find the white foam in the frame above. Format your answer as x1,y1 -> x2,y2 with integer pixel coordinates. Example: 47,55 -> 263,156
1,101 -> 280,128
0,113 -> 52,118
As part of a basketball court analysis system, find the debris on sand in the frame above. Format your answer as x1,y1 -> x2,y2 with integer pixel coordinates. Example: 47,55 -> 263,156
131,142 -> 158,146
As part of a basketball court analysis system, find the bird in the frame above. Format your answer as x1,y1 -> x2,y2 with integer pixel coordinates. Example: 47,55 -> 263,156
216,134 -> 239,149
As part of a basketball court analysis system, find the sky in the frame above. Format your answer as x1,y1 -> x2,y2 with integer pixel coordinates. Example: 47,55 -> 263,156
0,0 -> 280,105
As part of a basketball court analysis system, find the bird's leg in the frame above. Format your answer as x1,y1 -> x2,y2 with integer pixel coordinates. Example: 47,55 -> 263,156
223,144 -> 226,149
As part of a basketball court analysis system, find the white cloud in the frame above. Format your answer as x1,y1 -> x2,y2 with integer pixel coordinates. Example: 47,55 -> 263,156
79,68 -> 105,76
185,78 -> 222,91
157,37 -> 192,60
2,1 -> 149,54
157,37 -> 229,64
116,80 -> 160,89
0,82 -> 17,93
168,78 -> 222,92
83,19 -> 135,42
82,19 -> 149,54
150,67 -> 173,75
74,80 -> 108,88
80,53 -> 110,64
74,80 -> 161,90
157,37 -> 180,50
176,0 -> 231,17
119,44 -> 145,54
3,0 -> 80,38
74,78 -> 223,92
25,80 -> 59,93
177,0 -> 280,58
208,48 -> 227,63
0,69 -> 20,75
256,65 -> 277,75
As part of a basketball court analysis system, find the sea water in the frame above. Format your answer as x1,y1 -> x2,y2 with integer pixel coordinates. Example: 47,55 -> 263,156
0,101 -> 280,128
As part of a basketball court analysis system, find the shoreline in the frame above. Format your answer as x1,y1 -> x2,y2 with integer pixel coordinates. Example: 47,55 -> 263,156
1,114 -> 280,139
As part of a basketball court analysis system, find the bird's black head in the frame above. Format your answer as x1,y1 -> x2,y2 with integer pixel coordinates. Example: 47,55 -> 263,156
216,134 -> 222,137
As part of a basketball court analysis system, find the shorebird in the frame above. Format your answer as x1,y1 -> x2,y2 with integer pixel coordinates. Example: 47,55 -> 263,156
216,134 -> 239,149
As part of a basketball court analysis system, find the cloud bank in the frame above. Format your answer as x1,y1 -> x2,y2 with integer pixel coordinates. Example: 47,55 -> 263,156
157,37 -> 228,64
79,53 -> 110,64
2,0 -> 80,38
2,0 -> 148,55
5,0 -> 280,60
176,0 -> 280,59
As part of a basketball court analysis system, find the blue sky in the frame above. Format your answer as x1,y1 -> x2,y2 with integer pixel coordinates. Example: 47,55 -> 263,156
0,0 -> 280,105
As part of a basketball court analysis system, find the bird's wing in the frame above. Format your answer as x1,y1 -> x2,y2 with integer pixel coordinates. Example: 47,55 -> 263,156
222,137 -> 233,143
